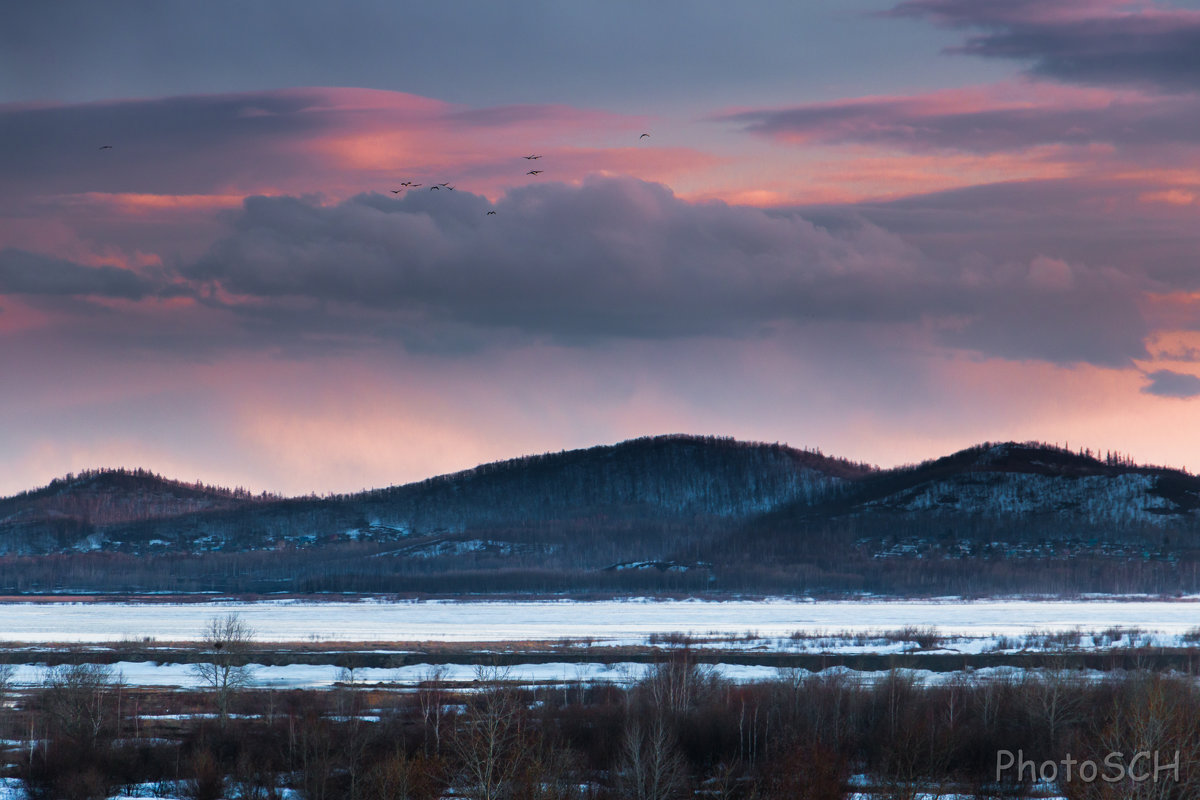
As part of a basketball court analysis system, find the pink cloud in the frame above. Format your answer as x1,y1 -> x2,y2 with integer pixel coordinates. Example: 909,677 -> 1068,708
0,87 -> 714,274
719,79 -> 1185,156
1138,189 -> 1196,206
712,76 -> 1200,206
0,87 -> 660,205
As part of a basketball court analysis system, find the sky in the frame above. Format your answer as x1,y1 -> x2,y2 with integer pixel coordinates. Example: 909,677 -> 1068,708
3,0 -> 1200,496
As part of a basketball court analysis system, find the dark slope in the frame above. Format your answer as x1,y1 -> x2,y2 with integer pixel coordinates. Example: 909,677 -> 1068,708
0,435 -> 868,556
0,469 -> 262,554
358,434 -> 871,526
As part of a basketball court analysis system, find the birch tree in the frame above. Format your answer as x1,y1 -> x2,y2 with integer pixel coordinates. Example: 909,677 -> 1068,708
191,612 -> 255,724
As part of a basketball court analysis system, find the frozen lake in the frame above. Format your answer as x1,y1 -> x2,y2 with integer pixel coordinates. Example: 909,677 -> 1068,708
0,597 -> 1195,643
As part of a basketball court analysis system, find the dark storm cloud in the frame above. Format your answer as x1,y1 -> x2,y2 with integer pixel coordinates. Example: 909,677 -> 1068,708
0,248 -> 159,299
724,94 -> 1200,153
1141,369 -> 1200,398
888,0 -> 1200,92
187,179 -> 933,340
183,176 -> 1148,366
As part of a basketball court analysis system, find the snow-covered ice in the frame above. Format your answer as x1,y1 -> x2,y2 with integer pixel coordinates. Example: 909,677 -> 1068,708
3,660 -> 1115,690
0,597 -> 1194,643
5,660 -> 771,689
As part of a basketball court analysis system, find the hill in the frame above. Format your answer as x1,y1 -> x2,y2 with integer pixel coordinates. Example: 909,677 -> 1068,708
0,437 -> 1197,595
725,441 -> 1200,595
0,435 -> 868,555
0,468 -> 264,554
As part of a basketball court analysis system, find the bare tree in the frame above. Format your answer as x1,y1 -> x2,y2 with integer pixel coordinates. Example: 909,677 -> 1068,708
191,612 -> 255,723
874,670 -> 948,800
0,660 -> 15,738
0,661 -> 15,700
529,745 -> 585,800
616,716 -> 687,800
638,652 -> 721,714
416,664 -> 451,756
39,663 -> 120,749
451,666 -> 527,800
24,663 -> 122,800
1024,666 -> 1083,753
363,746 -> 437,800
1071,674 -> 1200,800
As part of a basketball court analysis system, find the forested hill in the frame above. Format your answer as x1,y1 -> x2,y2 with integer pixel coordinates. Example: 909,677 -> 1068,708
2,437 -> 1199,595
0,435 -> 869,556
725,441 -> 1200,595
359,434 -> 873,524
0,468 -> 267,553
768,440 -> 1200,526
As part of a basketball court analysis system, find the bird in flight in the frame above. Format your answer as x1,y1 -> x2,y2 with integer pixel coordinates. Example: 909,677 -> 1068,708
523,154 -> 542,160
410,184 -> 422,188
437,182 -> 450,187
400,181 -> 413,187
98,145 -> 113,150
639,133 -> 650,139
390,189 -> 403,194
486,211 -> 497,215
526,170 -> 543,175
445,185 -> 455,191
429,185 -> 440,190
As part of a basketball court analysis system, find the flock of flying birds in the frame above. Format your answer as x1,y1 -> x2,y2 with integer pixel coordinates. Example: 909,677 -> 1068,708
96,132 -> 653,218
384,132 -> 652,216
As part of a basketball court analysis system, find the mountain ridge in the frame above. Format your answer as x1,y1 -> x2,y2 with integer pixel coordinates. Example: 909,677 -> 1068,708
1,435 -> 1197,595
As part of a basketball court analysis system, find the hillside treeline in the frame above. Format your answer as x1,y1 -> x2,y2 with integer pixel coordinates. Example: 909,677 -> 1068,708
0,548 -> 1199,597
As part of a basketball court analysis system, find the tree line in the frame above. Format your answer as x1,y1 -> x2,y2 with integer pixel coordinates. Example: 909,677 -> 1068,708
7,642 -> 1200,799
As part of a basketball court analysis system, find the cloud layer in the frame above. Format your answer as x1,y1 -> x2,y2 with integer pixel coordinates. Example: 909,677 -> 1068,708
888,0 -> 1200,92
0,88 -> 676,203
724,86 -> 1200,154
0,248 -> 160,299
169,177 -> 1147,366
5,2 -> 1200,498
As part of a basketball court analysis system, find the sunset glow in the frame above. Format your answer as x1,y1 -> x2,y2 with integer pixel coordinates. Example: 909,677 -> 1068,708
4,0 -> 1200,495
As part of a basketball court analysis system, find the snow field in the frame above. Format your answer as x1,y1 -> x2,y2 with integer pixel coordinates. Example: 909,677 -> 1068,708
0,597 -> 1195,643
